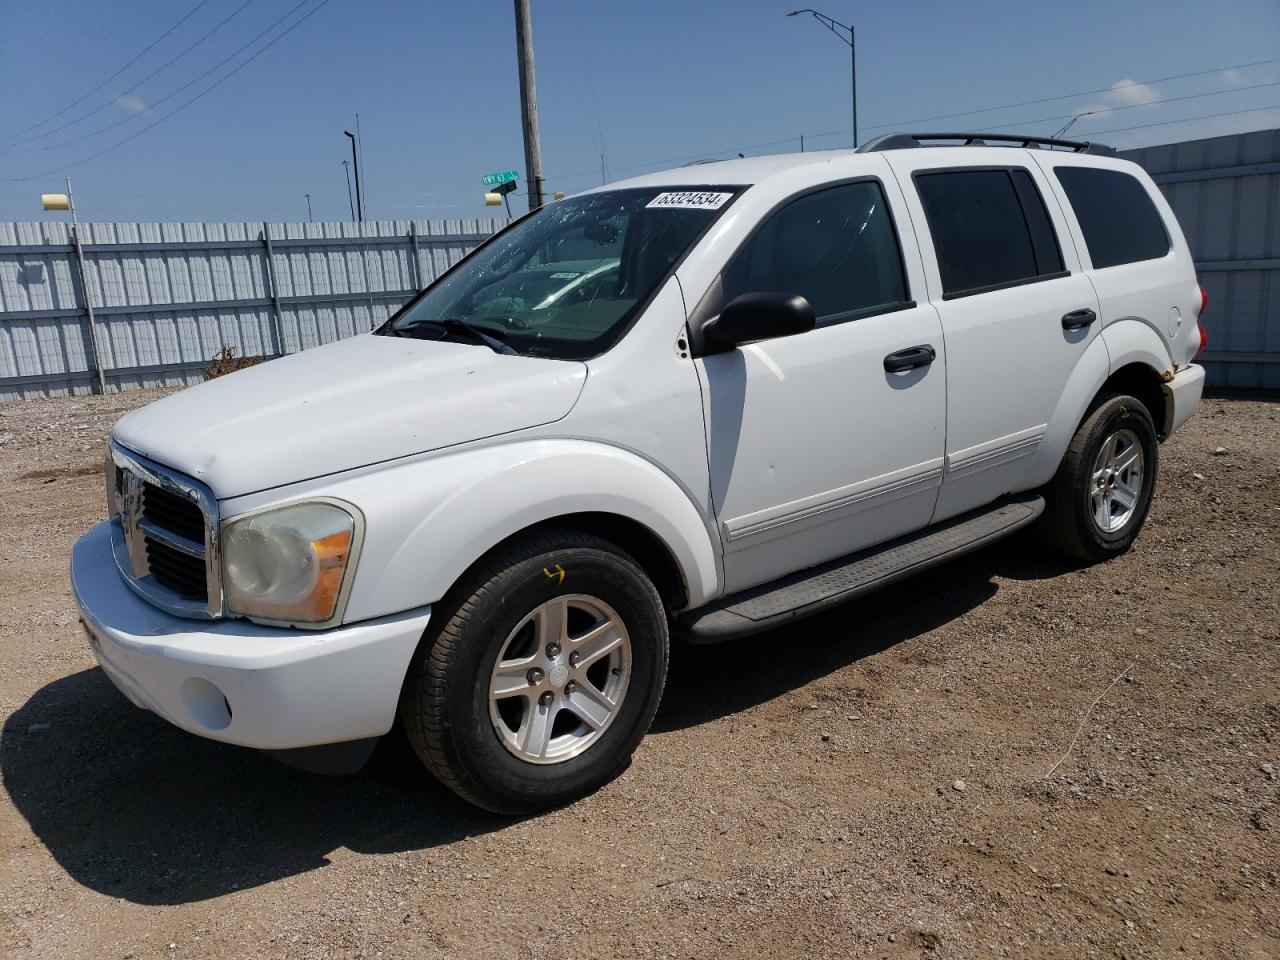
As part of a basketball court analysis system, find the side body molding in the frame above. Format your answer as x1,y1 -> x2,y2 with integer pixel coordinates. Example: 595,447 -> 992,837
224,439 -> 722,624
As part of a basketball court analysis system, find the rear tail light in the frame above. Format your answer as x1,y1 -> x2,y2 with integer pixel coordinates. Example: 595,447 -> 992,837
1194,283 -> 1209,359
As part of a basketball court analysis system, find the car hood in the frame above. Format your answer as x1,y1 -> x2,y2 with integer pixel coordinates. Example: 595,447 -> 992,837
112,334 -> 587,498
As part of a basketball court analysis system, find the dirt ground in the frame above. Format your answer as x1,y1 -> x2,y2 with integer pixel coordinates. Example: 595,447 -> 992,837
0,390 -> 1276,960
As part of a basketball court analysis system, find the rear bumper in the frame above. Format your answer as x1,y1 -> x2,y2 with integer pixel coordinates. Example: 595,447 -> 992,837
1162,363 -> 1206,437
71,521 -> 431,750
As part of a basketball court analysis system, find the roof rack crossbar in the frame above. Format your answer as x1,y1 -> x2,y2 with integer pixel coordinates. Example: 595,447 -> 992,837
856,132 -> 1117,156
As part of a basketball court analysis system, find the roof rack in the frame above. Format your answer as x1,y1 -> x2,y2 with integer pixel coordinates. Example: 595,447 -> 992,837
856,132 -> 1117,157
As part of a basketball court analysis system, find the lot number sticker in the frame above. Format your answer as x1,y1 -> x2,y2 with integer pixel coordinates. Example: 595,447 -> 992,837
645,191 -> 733,210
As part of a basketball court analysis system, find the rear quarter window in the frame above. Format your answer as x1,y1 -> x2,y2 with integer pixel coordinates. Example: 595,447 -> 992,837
1054,166 -> 1171,269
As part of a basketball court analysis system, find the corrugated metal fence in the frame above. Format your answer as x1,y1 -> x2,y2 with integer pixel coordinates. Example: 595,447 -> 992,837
0,218 -> 503,401
3,128 -> 1278,400
1121,128 -> 1280,390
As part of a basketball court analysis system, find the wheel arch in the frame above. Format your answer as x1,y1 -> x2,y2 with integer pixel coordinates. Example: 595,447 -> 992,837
1033,322 -> 1176,487
1099,317 -> 1178,437
338,439 -> 721,623
1102,363 -> 1171,438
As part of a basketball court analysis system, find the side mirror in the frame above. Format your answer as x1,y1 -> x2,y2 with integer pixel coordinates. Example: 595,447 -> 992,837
701,292 -> 816,354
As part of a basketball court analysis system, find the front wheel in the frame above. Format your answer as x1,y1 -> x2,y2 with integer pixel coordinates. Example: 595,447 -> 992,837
1040,392 -> 1160,563
399,529 -> 669,814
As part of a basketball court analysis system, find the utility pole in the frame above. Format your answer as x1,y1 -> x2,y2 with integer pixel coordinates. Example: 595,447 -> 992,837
342,160 -> 355,220
304,193 -> 313,221
344,130 -> 364,221
513,0 -> 544,211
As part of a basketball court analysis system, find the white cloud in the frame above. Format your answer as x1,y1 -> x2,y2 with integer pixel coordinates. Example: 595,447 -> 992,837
1219,68 -> 1247,88
1067,79 -> 1164,128
114,94 -> 148,114
1106,79 -> 1162,107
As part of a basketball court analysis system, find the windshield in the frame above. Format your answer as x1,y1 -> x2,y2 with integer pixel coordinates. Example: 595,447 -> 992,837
383,187 -> 740,359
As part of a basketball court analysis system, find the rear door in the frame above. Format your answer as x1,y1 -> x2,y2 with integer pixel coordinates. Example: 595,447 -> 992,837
885,151 -> 1101,521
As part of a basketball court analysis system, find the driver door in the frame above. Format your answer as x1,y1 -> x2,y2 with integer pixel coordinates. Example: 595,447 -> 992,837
695,177 -> 947,594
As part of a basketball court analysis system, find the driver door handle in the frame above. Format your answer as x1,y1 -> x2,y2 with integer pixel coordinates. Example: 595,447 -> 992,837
883,344 -> 936,373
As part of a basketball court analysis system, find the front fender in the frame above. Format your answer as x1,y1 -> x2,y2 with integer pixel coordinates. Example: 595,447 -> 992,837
313,439 -> 720,622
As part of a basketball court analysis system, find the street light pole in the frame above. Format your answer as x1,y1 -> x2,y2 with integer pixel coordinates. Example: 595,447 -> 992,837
41,178 -> 106,392
304,192 -> 313,222
513,0 -> 545,212
344,130 -> 363,221
787,9 -> 858,148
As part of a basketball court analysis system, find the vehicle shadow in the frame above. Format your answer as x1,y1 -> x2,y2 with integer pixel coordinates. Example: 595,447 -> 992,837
1,666 -> 503,905
653,531 -> 1069,733
1,534 -> 1074,906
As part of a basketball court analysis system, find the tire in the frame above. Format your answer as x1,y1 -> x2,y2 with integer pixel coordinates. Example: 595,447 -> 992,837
399,528 -> 669,814
1040,392 -> 1160,564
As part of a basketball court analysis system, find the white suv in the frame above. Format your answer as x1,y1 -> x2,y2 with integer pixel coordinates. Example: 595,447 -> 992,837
72,132 -> 1206,812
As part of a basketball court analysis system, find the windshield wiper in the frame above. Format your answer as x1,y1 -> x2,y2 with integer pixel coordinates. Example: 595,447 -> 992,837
443,319 -> 519,355
387,318 -> 518,356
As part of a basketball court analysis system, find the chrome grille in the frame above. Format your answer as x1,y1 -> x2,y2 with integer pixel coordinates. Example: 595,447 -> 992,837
144,531 -> 208,602
107,442 -> 222,619
142,484 -> 206,543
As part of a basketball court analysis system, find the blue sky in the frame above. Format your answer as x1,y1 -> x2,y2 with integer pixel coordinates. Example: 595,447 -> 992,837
1,0 -> 1278,223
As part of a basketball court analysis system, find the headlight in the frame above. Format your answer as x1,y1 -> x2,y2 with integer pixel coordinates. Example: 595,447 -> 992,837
221,500 -> 361,626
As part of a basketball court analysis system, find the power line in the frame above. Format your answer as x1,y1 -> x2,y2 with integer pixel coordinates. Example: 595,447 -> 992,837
857,57 -> 1280,133
34,0 -> 306,152
5,0 -> 258,147
1,0 -> 337,182
1088,102 -> 1280,136
8,0 -> 215,138
968,80 -> 1280,135
540,57 -> 1280,186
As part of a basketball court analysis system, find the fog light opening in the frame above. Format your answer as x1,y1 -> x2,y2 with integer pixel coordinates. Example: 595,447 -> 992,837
180,677 -> 233,731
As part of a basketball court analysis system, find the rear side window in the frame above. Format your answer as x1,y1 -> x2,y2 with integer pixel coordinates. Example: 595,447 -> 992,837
914,168 -> 1065,298
1054,166 -> 1170,269
721,180 -> 909,323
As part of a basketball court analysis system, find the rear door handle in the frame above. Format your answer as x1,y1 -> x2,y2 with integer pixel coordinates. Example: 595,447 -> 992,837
1062,308 -> 1097,330
883,344 -> 936,373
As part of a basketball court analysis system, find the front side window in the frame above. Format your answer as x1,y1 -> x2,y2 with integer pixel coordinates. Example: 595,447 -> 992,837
1054,166 -> 1170,269
915,168 -> 1065,298
720,180 -> 909,323
385,187 -> 739,359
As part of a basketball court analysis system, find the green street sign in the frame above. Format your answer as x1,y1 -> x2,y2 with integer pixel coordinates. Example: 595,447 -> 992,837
482,170 -> 520,186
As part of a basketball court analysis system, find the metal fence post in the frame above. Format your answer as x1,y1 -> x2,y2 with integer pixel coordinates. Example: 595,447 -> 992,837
69,224 -> 107,393
408,227 -> 421,289
261,223 -> 286,355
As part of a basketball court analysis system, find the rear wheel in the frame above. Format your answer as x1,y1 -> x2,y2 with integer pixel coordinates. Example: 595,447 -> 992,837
399,529 -> 668,814
1040,392 -> 1159,563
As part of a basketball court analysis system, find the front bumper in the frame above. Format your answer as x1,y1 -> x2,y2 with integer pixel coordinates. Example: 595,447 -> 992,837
71,521 -> 431,750
1163,363 -> 1206,437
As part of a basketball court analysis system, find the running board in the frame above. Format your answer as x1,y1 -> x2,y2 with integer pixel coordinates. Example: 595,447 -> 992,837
678,494 -> 1045,643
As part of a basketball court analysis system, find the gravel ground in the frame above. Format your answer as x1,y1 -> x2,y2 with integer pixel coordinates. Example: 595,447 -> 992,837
1,390 -> 1277,960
